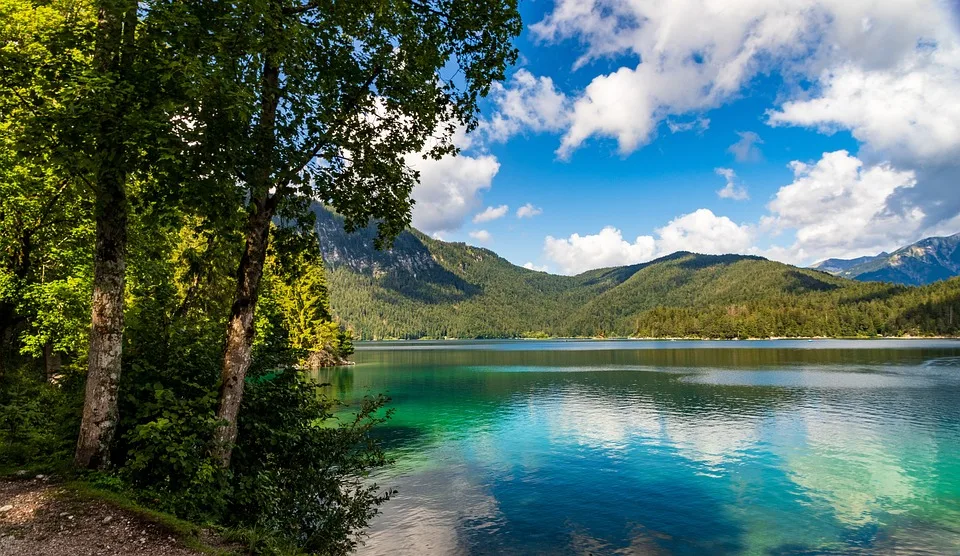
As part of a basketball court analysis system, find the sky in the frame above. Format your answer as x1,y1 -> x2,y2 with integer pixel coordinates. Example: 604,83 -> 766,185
405,0 -> 960,275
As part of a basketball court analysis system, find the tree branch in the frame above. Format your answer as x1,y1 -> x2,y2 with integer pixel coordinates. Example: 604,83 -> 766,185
285,63 -> 385,181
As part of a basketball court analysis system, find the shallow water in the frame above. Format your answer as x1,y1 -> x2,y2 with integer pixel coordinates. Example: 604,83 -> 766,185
316,339 -> 960,555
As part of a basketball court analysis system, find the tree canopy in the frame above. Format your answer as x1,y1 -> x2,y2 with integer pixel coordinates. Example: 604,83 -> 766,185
0,0 -> 522,552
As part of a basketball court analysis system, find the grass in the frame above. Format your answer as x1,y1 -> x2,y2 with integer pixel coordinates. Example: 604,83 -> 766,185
1,465 -> 308,555
0,469 -> 233,555
66,481 -> 310,555
62,480 -> 223,553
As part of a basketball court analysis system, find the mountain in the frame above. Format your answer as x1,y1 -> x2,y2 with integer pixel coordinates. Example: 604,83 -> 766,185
313,207 -> 960,339
811,234 -> 960,285
812,254 -> 886,275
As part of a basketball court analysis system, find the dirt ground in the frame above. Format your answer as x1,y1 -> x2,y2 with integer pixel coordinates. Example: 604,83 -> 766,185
0,476 -> 209,556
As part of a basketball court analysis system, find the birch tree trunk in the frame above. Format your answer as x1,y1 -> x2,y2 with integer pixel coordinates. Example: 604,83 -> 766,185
75,170 -> 128,468
74,0 -> 134,469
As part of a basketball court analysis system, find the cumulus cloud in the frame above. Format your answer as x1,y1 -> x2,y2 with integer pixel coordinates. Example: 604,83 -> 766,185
727,131 -> 764,162
473,205 -> 509,223
516,203 -> 543,219
543,151 -> 942,272
715,168 -> 749,200
468,229 -> 492,244
543,209 -> 753,274
407,67 -> 570,235
762,150 -> 923,262
545,227 -> 657,274
768,48 -> 960,165
768,46 -> 960,227
523,262 -> 550,272
409,153 -> 500,235
483,69 -> 571,142
526,0 -> 960,257
655,209 -> 754,257
534,0 -> 956,160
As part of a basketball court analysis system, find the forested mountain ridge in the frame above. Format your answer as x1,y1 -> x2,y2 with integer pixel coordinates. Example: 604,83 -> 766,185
813,255 -> 886,275
812,233 -> 960,285
313,207 -> 960,340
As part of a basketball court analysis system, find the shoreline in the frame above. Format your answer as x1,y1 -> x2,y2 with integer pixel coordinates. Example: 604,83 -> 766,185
358,335 -> 960,342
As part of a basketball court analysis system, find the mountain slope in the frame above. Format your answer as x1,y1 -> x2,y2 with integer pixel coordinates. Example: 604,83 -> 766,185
313,207 -> 960,339
812,234 -> 960,285
812,255 -> 885,275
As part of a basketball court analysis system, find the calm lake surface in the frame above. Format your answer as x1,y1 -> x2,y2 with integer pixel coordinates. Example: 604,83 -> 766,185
316,340 -> 960,555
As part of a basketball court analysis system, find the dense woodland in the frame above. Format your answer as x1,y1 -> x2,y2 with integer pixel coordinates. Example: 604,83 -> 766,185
0,0 -> 521,553
315,209 -> 960,340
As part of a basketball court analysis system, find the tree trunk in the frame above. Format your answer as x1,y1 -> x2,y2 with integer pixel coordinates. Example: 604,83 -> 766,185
75,172 -> 128,469
211,195 -> 276,467
43,342 -> 62,382
211,39 -> 281,468
74,0 -> 135,470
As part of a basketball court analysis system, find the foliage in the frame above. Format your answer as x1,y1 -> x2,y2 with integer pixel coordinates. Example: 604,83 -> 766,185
186,0 -> 523,243
232,368 -> 393,554
0,0 -> 96,362
0,0 -> 518,552
264,233 -> 354,363
110,216 -> 384,549
0,207 -> 388,553
0,361 -> 83,470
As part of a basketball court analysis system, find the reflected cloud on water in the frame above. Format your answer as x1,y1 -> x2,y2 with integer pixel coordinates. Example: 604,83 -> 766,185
327,343 -> 960,555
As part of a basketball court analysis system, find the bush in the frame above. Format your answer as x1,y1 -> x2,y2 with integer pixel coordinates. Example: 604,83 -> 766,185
0,362 -> 82,471
108,289 -> 392,554
231,368 -> 393,554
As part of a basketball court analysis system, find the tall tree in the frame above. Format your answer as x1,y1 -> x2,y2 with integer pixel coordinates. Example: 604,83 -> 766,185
0,0 -> 200,468
71,0 -> 140,469
193,0 -> 521,466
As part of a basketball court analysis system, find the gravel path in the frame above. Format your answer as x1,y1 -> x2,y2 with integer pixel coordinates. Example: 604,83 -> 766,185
0,477 -> 208,556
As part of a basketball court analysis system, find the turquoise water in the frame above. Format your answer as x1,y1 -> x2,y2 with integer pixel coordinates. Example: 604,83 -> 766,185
316,340 -> 960,555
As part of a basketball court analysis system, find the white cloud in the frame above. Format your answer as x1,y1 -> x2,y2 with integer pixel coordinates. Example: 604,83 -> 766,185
468,229 -> 492,244
473,205 -> 509,223
483,69 -> 571,142
526,0 -> 960,258
523,262 -> 549,272
762,150 -> 923,262
406,67 -> 569,235
516,203 -> 543,219
534,0 -> 957,159
667,116 -> 710,134
544,227 -> 657,274
768,47 -> 960,165
768,46 -> 960,228
543,151 -> 942,271
715,168 -> 749,201
409,153 -> 500,235
543,209 -> 753,274
655,209 -> 754,257
727,131 -> 764,163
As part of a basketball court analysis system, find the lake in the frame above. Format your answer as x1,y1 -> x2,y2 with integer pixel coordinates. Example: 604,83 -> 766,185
315,339 -> 960,555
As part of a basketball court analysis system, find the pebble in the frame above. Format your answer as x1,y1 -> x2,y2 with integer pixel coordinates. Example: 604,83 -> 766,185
0,505 -> 13,513
59,512 -> 69,517
102,515 -> 113,524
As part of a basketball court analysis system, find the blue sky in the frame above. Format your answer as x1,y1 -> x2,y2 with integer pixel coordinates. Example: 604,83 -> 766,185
406,0 -> 960,275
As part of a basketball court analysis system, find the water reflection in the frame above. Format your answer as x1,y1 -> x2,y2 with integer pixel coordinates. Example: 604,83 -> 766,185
315,341 -> 960,555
